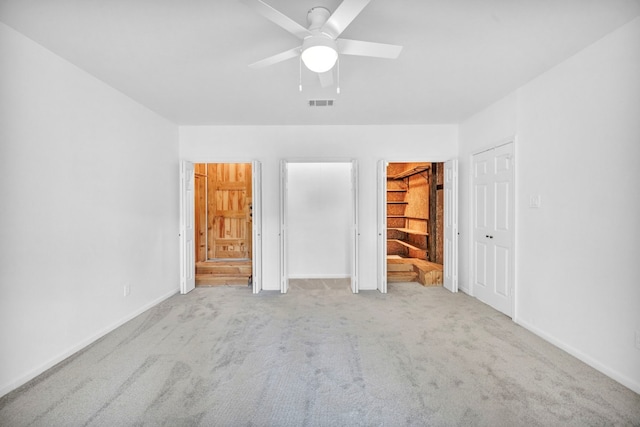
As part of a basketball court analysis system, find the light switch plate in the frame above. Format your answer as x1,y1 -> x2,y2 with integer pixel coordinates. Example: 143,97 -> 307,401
529,195 -> 541,208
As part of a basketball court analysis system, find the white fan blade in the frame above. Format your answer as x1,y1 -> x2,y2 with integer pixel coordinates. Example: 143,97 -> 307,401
249,46 -> 301,69
322,0 -> 371,39
318,70 -> 334,88
337,38 -> 403,59
239,0 -> 312,39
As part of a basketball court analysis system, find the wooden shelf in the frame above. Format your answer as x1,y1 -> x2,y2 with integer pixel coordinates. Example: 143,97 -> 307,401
389,228 -> 428,236
387,189 -> 407,192
387,239 -> 424,251
387,215 -> 427,220
387,201 -> 408,204
387,165 -> 430,180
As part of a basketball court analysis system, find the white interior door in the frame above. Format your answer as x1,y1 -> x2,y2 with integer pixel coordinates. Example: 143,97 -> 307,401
377,160 -> 388,293
280,160 -> 288,293
473,143 -> 514,316
179,161 -> 196,294
252,160 -> 262,294
444,159 -> 458,293
350,160 -> 359,293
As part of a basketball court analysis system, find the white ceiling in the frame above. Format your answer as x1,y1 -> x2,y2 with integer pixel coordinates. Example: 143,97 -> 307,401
1,0 -> 639,125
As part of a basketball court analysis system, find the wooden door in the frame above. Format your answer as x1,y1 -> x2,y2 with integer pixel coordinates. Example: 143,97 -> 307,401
473,143 -> 514,317
207,163 -> 252,260
194,164 -> 207,263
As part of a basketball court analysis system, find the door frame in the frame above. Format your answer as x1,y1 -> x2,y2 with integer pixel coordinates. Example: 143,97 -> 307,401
178,158 -> 263,294
280,159 -> 359,294
469,138 -> 516,318
377,157 -> 458,293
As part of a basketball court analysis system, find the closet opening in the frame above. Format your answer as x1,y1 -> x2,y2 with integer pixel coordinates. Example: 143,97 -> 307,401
386,162 -> 444,286
194,163 -> 254,287
280,161 -> 359,294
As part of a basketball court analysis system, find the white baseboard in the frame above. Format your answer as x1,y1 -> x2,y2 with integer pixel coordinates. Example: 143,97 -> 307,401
288,274 -> 350,279
0,288 -> 178,398
516,319 -> 640,395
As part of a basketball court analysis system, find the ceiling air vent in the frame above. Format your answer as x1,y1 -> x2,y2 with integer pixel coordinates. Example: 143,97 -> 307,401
308,99 -> 334,107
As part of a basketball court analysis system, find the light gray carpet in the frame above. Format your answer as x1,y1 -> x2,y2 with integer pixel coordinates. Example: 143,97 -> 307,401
1,281 -> 639,426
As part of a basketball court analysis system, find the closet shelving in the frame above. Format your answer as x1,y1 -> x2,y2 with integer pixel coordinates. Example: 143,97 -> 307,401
386,165 -> 429,260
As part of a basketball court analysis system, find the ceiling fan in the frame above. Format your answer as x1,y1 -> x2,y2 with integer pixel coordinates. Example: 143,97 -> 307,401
239,0 -> 403,89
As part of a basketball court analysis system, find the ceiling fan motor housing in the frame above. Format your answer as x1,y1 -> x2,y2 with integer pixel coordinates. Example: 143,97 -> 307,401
306,7 -> 331,31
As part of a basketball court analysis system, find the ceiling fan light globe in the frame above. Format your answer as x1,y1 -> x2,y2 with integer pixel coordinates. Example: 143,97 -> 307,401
301,45 -> 338,73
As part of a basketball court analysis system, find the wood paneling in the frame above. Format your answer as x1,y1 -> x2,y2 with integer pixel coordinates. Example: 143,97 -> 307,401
194,169 -> 207,263
436,165 -> 444,264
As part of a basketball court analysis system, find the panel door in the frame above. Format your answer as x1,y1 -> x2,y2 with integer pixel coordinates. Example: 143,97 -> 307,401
252,160 -> 263,293
473,149 -> 493,302
472,143 -> 514,317
280,160 -> 288,293
443,159 -> 458,293
377,160 -> 388,293
490,143 -> 515,315
180,161 -> 196,294
350,160 -> 359,294
207,163 -> 252,259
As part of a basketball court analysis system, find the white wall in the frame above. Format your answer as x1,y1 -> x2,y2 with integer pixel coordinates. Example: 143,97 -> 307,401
180,125 -> 458,291
287,162 -> 353,278
0,23 -> 180,396
459,17 -> 640,393
457,92 -> 518,294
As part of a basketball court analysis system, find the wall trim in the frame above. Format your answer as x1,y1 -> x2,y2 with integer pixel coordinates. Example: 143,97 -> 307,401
516,319 -> 640,395
0,288 -> 179,398
288,274 -> 351,279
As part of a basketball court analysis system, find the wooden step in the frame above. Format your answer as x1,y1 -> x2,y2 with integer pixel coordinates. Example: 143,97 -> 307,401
388,271 -> 418,282
196,265 -> 252,275
196,275 -> 250,286
387,263 -> 414,272
387,257 -> 443,286
195,261 -> 252,286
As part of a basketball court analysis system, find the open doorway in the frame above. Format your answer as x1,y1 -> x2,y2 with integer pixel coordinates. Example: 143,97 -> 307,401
386,162 -> 444,285
194,163 -> 253,287
377,160 -> 458,293
280,161 -> 359,294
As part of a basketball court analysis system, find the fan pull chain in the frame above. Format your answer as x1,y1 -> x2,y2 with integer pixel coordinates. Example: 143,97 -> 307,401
336,57 -> 341,94
299,55 -> 302,92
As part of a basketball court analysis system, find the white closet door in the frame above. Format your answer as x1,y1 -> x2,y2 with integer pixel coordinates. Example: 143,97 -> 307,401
350,160 -> 359,293
443,159 -> 458,293
280,160 -> 288,294
376,160 -> 388,293
473,143 -> 514,317
179,161 -> 196,294
252,161 -> 263,294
